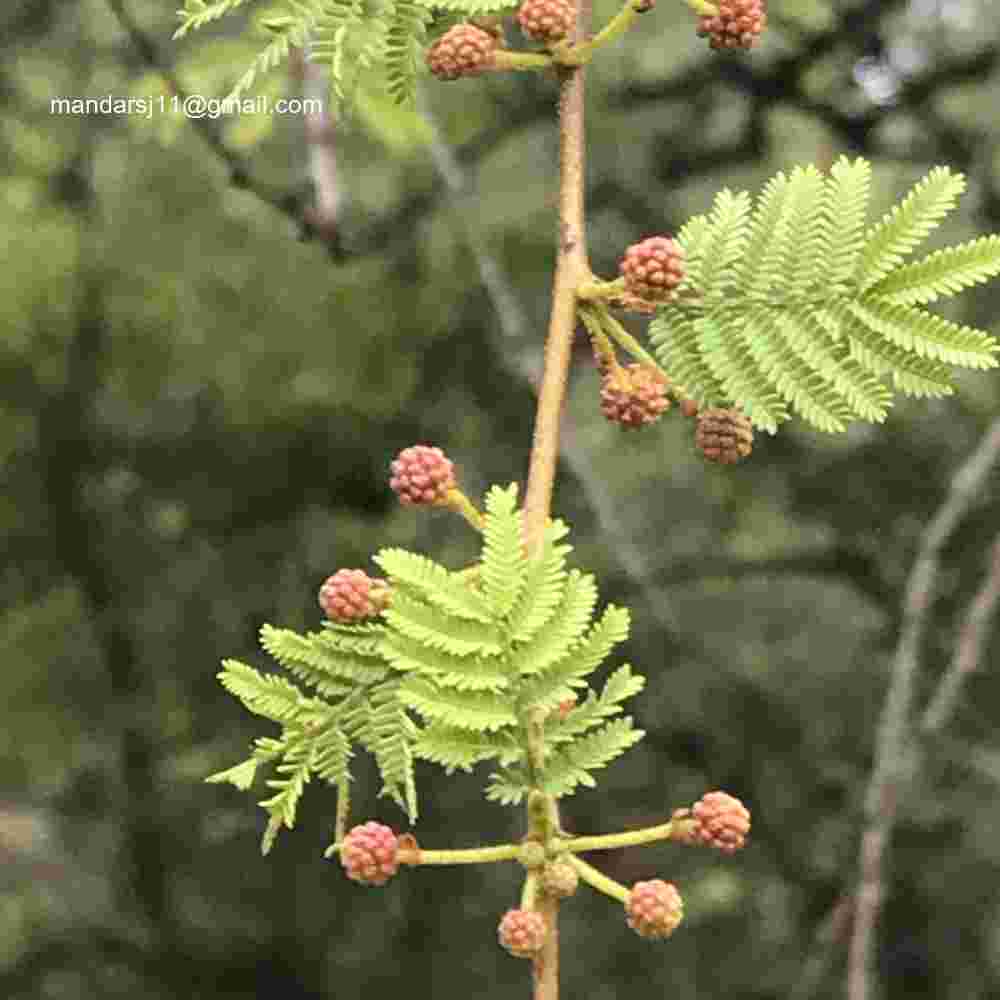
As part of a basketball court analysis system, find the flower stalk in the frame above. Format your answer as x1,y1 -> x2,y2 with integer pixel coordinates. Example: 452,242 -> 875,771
566,854 -> 630,904
552,816 -> 693,854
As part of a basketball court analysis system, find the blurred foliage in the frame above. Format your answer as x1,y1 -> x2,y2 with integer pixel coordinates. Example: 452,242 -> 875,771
3,0 -> 1000,999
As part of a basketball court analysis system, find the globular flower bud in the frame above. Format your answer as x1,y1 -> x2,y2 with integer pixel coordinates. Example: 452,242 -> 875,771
626,879 -> 684,939
389,444 -> 456,506
319,569 -> 391,622
600,364 -> 671,429
695,407 -> 753,464
619,236 -> 686,302
426,24 -> 498,81
517,0 -> 575,43
340,822 -> 399,886
696,0 -> 767,50
690,791 -> 751,853
498,908 -> 547,958
540,859 -> 579,899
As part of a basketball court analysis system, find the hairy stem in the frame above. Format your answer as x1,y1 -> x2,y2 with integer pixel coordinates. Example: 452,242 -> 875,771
522,19 -> 592,556
521,5 -> 591,999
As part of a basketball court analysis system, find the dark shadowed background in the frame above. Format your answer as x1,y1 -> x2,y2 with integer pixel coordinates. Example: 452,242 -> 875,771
3,1 -> 1000,998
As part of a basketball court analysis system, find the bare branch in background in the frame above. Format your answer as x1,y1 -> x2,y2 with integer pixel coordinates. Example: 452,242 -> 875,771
919,532 -> 1000,737
289,46 -> 345,257
793,418 -> 1000,1000
847,417 -> 1000,1000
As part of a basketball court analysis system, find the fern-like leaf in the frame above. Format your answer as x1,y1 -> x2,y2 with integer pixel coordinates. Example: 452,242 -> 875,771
357,680 -> 418,820
865,235 -> 1000,305
675,213 -> 712,291
399,676 -> 518,732
380,631 -> 510,691
413,723 -> 521,774
383,589 -> 503,657
650,158 -> 1000,433
538,717 -> 645,799
846,299 -> 999,369
206,757 -> 260,790
506,570 -> 599,678
819,156 -> 872,288
649,308 -> 730,407
374,548 -> 493,623
544,665 -> 645,745
856,167 -> 966,292
383,0 -> 431,105
217,659 -> 327,726
517,604 -> 631,714
174,0 -> 257,38
259,624 -> 357,698
226,11 -> 316,104
258,735 -> 314,854
480,484 -> 526,618
484,766 -> 531,806
696,188 -> 752,301
505,518 -> 571,644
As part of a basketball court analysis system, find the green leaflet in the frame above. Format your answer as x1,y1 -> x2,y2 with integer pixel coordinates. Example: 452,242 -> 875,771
515,604 -> 631,712
358,680 -> 419,818
542,664 -> 645,745
505,518 -> 571,644
259,734 -> 314,855
651,156 -> 1000,434
383,589 -> 505,657
505,570 -> 599,678
413,723 -> 522,774
537,717 -> 645,798
480,484 -> 527,618
173,0 -> 257,38
866,235 -> 1000,305
374,548 -> 494,623
856,167 -> 966,292
260,624 -> 372,695
399,676 -> 519,731
217,659 -> 330,726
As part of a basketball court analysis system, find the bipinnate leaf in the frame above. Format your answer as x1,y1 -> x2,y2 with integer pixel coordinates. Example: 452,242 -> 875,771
652,157 -> 1000,434
212,487 -> 649,826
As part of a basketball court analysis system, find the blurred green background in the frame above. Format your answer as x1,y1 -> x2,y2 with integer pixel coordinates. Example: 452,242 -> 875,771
3,0 -> 1000,997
